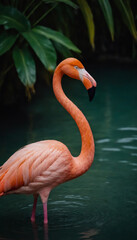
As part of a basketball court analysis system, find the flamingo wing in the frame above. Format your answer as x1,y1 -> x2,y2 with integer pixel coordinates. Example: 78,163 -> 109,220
0,140 -> 72,195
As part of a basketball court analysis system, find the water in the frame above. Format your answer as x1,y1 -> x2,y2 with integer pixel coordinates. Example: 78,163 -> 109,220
0,63 -> 137,240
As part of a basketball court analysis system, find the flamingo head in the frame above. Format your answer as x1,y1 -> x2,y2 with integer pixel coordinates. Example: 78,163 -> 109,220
59,58 -> 97,101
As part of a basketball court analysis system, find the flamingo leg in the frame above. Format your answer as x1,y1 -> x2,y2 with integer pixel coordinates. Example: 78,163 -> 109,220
31,194 -> 38,222
43,202 -> 48,224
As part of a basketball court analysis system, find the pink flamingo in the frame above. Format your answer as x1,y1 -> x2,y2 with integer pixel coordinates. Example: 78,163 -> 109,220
0,58 -> 96,224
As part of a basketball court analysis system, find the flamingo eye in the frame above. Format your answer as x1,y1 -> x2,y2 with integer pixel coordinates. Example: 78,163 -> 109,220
74,66 -> 85,81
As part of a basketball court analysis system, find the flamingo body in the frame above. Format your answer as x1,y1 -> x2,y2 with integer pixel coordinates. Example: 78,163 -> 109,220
0,140 -> 72,196
0,58 -> 96,223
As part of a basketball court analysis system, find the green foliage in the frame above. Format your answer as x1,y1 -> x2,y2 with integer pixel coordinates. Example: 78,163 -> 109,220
0,4 -> 31,31
0,0 -> 80,96
32,26 -> 80,52
22,29 -> 57,71
78,0 -> 95,49
43,0 -> 78,9
12,46 -> 36,88
77,0 -> 137,47
98,0 -> 114,41
0,32 -> 18,55
114,0 -> 137,40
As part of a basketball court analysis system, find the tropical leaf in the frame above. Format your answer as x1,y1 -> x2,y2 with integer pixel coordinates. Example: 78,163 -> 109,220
0,32 -> 18,56
12,46 -> 36,87
22,30 -> 57,71
115,0 -> 137,40
43,0 -> 78,9
32,25 -> 81,52
98,0 -> 114,40
0,4 -> 31,32
53,42 -> 72,58
77,0 -> 95,49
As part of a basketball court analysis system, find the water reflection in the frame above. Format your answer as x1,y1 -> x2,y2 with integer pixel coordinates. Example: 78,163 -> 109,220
0,219 -> 100,240
0,221 -> 49,240
32,223 -> 48,240
80,229 -> 99,239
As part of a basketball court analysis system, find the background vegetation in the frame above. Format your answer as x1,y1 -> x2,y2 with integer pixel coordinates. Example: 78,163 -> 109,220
0,0 -> 137,106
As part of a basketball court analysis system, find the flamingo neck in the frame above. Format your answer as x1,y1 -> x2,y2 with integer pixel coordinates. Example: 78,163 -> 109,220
53,69 -> 95,177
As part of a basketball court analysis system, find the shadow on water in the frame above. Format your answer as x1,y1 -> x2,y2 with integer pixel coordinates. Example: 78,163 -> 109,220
0,63 -> 137,240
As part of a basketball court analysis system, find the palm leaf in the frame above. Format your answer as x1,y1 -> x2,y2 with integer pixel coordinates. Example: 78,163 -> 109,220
98,0 -> 114,40
43,0 -> 78,9
12,46 -> 36,87
0,4 -> 31,32
77,0 -> 95,49
22,29 -> 57,71
115,0 -> 137,40
32,25 -> 81,52
53,42 -> 72,58
0,32 -> 18,56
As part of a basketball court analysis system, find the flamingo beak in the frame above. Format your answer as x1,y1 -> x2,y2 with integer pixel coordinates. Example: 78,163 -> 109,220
78,69 -> 97,102
88,86 -> 96,101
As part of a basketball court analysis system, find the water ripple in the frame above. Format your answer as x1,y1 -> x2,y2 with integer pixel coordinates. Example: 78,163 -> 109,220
118,127 -> 137,131
119,160 -> 129,164
48,199 -> 110,230
127,200 -> 136,205
102,148 -> 121,152
117,137 -> 137,143
50,200 -> 84,206
96,139 -> 110,144
98,158 -> 108,162
119,161 -> 137,170
131,153 -> 137,156
122,145 -> 137,150
64,195 -> 89,200
129,162 -> 137,166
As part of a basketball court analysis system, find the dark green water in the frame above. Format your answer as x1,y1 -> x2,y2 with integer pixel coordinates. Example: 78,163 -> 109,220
0,63 -> 137,240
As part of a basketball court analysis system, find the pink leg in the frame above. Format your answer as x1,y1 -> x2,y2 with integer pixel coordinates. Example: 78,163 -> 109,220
43,202 -> 48,224
31,194 -> 38,222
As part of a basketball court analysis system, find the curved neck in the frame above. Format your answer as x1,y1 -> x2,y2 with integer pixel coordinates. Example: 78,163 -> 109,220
53,68 -> 95,177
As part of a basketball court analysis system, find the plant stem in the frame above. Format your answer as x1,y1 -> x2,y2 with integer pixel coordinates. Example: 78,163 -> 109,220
23,0 -> 35,14
2,64 -> 14,77
33,3 -> 58,27
26,1 -> 43,19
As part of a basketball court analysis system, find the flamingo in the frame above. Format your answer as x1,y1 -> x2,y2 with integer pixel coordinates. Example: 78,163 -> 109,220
0,58 -> 97,224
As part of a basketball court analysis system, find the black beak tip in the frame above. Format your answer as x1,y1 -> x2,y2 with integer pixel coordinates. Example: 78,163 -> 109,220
88,86 -> 96,102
